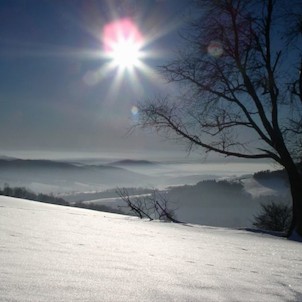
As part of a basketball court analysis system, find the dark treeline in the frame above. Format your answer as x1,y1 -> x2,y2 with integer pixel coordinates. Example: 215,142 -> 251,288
167,180 -> 251,208
167,178 -> 290,207
0,184 -> 126,215
253,169 -> 287,181
0,184 -> 68,206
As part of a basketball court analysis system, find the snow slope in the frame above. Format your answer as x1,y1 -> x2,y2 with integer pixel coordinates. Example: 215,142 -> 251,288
1,196 -> 302,302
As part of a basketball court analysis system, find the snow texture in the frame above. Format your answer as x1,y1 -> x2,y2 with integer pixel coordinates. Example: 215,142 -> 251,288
1,196 -> 302,302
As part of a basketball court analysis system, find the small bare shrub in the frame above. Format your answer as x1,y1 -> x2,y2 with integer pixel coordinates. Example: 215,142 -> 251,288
253,202 -> 292,233
116,188 -> 180,223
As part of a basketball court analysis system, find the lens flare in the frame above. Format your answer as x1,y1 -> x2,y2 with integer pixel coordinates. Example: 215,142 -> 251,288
207,41 -> 223,58
131,106 -> 138,115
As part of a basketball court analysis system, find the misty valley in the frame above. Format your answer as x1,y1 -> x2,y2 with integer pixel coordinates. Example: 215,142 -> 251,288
0,156 -> 290,230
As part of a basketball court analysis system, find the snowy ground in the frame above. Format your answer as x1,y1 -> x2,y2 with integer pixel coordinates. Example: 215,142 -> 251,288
1,196 -> 302,302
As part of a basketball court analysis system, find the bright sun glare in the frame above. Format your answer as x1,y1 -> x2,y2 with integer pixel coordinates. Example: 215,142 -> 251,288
103,18 -> 143,70
94,17 -> 159,101
110,38 -> 141,68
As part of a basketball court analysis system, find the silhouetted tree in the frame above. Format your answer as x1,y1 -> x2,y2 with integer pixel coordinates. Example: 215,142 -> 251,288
137,0 -> 302,236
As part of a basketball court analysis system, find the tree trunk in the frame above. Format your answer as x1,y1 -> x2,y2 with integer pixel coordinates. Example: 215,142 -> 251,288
285,164 -> 302,237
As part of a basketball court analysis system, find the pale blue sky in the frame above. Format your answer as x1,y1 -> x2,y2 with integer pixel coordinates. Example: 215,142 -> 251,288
0,0 -> 190,157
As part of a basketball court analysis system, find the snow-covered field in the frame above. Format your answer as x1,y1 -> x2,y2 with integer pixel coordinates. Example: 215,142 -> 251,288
1,196 -> 302,302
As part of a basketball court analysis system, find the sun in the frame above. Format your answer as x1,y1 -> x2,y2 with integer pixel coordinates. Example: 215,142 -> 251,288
103,18 -> 144,70
109,37 -> 142,69
96,17 -> 158,99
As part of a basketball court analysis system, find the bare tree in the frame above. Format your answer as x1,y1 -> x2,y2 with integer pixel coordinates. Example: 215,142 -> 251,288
137,0 -> 302,236
116,188 -> 180,223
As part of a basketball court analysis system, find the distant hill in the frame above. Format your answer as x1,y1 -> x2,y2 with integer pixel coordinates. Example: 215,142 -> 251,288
109,159 -> 158,166
0,159 -> 77,170
0,158 -> 153,194
0,155 -> 17,161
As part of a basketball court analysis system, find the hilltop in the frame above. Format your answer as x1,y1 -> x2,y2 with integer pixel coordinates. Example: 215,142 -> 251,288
1,196 -> 301,301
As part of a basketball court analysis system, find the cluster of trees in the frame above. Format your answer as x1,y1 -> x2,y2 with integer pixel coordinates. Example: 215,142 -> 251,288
167,179 -> 250,208
253,169 -> 287,181
0,184 -> 68,206
0,184 -> 126,215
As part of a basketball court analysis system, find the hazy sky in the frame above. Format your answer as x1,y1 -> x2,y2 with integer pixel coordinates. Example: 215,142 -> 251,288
0,0 -> 192,158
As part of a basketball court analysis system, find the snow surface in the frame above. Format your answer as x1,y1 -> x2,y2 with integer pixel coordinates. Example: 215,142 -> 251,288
1,196 -> 302,302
